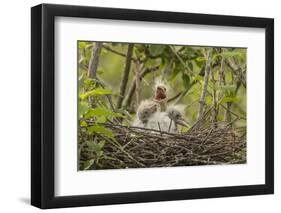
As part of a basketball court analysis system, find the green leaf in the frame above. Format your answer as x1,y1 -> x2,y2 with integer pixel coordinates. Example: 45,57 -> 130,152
144,58 -> 157,68
85,140 -> 106,163
84,78 -> 95,86
149,45 -> 165,57
87,125 -> 115,138
78,101 -> 89,118
135,44 -> 145,52
192,75 -> 204,82
84,107 -> 123,119
85,43 -> 94,49
214,51 -> 242,60
83,159 -> 94,170
220,96 -> 239,104
86,141 -> 100,152
187,62 -> 193,71
196,57 -> 206,62
220,51 -> 242,59
79,42 -> 86,49
98,140 -> 106,149
80,120 -> 88,127
80,88 -> 112,100
86,140 -> 104,152
134,48 -> 142,58
220,85 -> 236,97
182,73 -> 190,89
168,63 -> 182,80
85,108 -> 112,118
206,96 -> 213,105
95,116 -> 107,123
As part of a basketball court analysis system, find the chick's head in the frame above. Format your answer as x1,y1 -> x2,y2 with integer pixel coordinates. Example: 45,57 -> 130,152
167,106 -> 188,127
137,100 -> 158,122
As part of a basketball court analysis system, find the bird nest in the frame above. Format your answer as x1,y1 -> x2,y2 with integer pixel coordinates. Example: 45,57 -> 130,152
79,111 -> 246,170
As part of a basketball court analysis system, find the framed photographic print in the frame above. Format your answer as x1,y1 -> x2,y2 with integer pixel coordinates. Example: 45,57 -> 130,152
31,3 -> 274,209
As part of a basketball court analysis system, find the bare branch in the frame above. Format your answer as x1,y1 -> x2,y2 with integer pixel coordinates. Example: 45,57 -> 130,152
219,49 -> 226,84
167,91 -> 183,103
211,65 -> 218,128
225,58 -> 246,88
95,79 -> 116,111
220,104 -> 246,120
135,60 -> 141,108
169,45 -> 192,74
102,44 -> 137,62
219,49 -> 232,123
86,42 -> 116,111
122,65 -> 159,109
87,42 -> 102,79
197,48 -> 212,121
116,44 -> 134,108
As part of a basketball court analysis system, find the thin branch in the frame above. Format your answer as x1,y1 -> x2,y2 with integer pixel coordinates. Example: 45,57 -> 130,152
99,134 -> 145,167
220,104 -> 246,120
135,60 -> 141,108
197,48 -> 212,121
157,122 -> 163,136
102,44 -> 137,62
88,42 -> 102,79
86,43 -> 115,111
218,49 -> 231,122
122,65 -> 159,109
168,80 -> 198,104
167,91 -> 183,103
225,58 -> 246,88
169,45 -> 192,74
95,79 -> 116,111
168,119 -> 173,133
116,44 -> 134,108
211,66 -> 217,128
219,50 -> 226,84
175,82 -> 198,104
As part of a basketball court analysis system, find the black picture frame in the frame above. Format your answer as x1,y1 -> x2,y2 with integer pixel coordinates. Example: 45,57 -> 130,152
31,3 -> 274,209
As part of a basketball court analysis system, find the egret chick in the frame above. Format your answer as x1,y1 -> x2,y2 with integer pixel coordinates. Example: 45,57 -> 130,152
133,100 -> 158,128
167,106 -> 189,133
153,78 -> 169,111
147,111 -> 172,132
147,106 -> 188,133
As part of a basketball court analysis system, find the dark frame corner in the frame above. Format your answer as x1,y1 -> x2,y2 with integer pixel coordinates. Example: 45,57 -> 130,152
31,3 -> 274,209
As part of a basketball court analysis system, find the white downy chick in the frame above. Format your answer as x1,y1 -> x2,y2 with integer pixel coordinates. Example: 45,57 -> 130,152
153,78 -> 169,112
133,100 -> 158,128
147,105 -> 188,133
166,105 -> 189,133
147,111 -> 172,132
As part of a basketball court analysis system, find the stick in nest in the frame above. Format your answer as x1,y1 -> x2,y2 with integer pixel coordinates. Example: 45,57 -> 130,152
80,107 -> 246,170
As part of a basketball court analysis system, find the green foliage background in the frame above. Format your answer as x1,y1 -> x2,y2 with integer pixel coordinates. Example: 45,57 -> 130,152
78,41 -> 247,170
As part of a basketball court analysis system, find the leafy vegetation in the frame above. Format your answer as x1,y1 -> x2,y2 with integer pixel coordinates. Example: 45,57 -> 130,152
78,41 -> 247,170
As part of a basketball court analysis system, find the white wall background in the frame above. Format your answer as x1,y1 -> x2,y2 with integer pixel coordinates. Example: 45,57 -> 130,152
0,0 -> 279,212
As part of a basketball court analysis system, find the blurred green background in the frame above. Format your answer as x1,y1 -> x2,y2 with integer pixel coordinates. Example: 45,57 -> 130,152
78,41 -> 246,126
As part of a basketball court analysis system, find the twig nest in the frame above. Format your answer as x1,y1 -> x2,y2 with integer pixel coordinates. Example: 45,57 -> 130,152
80,122 -> 246,170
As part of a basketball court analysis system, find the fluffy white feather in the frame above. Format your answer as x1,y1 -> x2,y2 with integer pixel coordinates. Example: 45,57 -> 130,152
147,112 -> 177,133
132,100 -> 158,128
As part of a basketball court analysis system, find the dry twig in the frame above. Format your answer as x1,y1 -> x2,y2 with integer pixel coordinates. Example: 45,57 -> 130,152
79,110 -> 246,170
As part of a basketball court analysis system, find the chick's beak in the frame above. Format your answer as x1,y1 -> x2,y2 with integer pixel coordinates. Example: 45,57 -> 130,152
176,118 -> 189,127
154,87 -> 167,102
